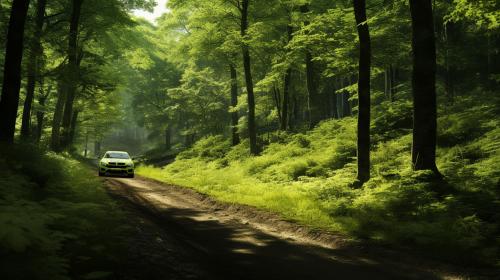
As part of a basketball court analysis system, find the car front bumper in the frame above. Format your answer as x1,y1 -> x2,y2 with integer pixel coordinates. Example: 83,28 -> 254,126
100,166 -> 134,175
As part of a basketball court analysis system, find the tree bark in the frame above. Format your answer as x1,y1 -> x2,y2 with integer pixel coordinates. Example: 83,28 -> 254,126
84,132 -> 88,157
342,85 -> 351,117
35,85 -> 50,142
68,109 -> 78,144
0,0 -> 31,143
240,0 -> 258,155
272,86 -> 282,125
353,0 -> 371,185
409,0 -> 440,174
94,140 -> 101,157
60,0 -> 83,149
280,24 -> 293,131
300,4 -> 321,128
229,64 -> 240,145
50,83 -> 66,151
331,78 -> 338,119
20,0 -> 47,140
389,64 -> 395,102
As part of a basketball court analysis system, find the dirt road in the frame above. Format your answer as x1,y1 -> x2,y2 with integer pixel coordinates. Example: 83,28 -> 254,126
104,176 -> 469,280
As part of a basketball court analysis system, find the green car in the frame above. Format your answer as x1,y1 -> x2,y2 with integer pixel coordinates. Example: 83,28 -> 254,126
98,151 -> 135,178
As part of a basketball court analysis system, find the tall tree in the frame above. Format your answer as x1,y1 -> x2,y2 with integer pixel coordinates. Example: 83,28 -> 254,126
240,0 -> 258,155
20,0 -> 47,140
281,24 -> 293,131
51,83 -> 66,151
0,0 -> 31,143
409,0 -> 440,174
230,64 -> 240,145
353,0 -> 371,184
300,4 -> 321,128
60,0 -> 83,149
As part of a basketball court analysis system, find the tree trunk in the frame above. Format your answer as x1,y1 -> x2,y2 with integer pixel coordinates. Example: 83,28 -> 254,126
20,0 -> 46,140
165,126 -> 171,150
240,0 -> 258,155
68,109 -> 78,145
281,25 -> 293,131
300,4 -> 321,128
337,77 -> 344,118
331,78 -> 338,119
94,140 -> 101,157
50,83 -> 66,151
60,0 -> 83,149
342,85 -> 351,117
281,68 -> 292,130
272,86 -> 282,125
35,85 -> 49,142
0,0 -> 31,143
389,64 -> 396,102
293,94 -> 300,128
229,64 -> 240,145
409,0 -> 440,175
84,132 -> 88,157
353,0 -> 371,185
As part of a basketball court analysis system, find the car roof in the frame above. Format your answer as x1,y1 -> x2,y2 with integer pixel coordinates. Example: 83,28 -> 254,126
105,151 -> 129,154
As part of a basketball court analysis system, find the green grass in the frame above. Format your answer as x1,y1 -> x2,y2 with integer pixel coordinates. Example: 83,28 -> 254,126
137,97 -> 500,266
0,144 -> 130,280
138,161 -> 343,231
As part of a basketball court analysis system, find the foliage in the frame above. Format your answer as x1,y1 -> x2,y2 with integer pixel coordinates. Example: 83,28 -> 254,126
138,98 -> 500,266
0,145 -> 129,279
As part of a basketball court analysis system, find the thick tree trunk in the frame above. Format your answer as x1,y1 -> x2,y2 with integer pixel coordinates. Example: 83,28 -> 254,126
353,0 -> 371,185
0,0 -> 31,143
229,64 -> 240,145
50,83 -> 66,151
20,0 -> 47,140
240,0 -> 258,155
409,0 -> 440,174
60,0 -> 83,149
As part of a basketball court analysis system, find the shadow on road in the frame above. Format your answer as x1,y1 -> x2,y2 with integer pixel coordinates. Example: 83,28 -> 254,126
106,178 -> 439,280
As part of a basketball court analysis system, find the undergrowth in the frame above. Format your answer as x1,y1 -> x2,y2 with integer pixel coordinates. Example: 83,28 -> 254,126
0,145 -> 129,279
137,96 -> 500,267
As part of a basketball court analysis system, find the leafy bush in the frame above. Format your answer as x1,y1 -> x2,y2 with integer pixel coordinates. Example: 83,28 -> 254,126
177,135 -> 231,161
0,145 -> 129,279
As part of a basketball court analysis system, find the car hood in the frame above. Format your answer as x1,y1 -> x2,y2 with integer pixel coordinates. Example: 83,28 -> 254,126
100,158 -> 133,164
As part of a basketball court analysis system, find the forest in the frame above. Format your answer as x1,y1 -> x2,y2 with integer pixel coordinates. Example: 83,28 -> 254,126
0,0 -> 499,278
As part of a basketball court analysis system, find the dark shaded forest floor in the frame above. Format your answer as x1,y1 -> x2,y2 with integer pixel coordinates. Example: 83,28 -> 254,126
103,176 -> 496,280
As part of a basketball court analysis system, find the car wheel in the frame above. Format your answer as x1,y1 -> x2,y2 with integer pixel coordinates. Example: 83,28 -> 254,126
128,173 -> 135,178
98,171 -> 104,177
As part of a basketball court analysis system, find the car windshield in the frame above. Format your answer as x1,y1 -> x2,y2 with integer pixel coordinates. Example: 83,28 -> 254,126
105,152 -> 130,159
